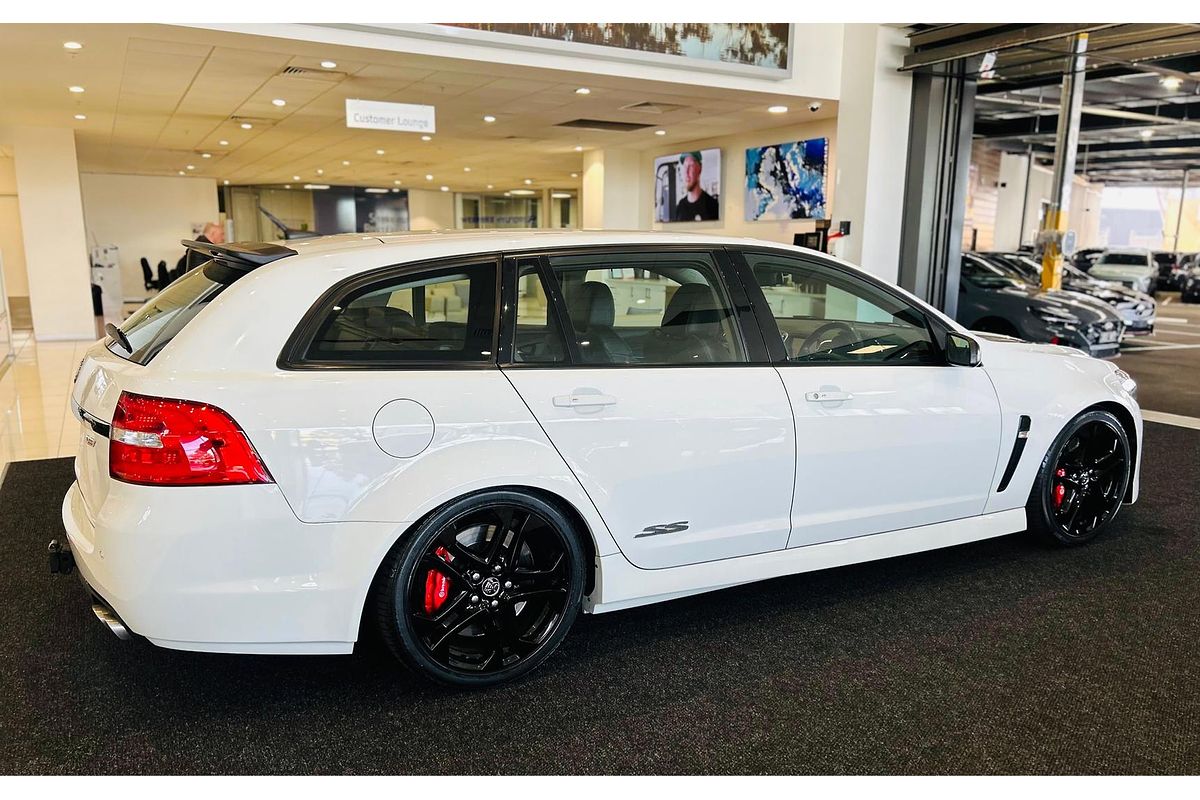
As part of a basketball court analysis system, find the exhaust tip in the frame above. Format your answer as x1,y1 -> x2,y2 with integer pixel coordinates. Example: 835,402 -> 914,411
91,602 -> 131,641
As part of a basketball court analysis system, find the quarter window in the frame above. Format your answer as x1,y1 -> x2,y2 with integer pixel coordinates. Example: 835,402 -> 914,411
744,252 -> 939,365
304,261 -> 497,363
545,251 -> 745,365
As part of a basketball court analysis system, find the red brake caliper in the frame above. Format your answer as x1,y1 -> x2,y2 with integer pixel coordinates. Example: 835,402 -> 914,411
423,546 -> 453,614
1053,468 -> 1067,509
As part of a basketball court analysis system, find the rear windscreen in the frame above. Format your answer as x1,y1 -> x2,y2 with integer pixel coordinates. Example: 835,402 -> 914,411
107,260 -> 245,364
1101,253 -> 1149,266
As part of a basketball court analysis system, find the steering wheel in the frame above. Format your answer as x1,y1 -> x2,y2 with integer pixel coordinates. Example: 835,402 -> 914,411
798,321 -> 861,357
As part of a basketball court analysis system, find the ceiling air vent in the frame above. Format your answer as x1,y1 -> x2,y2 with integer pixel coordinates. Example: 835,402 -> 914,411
620,101 -> 688,114
556,119 -> 655,132
278,65 -> 346,80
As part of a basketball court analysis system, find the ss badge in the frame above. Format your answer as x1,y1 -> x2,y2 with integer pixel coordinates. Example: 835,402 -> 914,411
635,521 -> 689,539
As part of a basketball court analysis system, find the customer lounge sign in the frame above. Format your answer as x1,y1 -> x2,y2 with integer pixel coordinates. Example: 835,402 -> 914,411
345,99 -> 436,134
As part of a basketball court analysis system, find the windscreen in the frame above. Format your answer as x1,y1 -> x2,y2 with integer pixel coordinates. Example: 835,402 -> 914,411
1101,253 -> 1149,266
107,260 -> 245,364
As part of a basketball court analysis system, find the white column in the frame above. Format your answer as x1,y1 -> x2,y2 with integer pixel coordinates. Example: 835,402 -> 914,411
831,25 -> 913,283
581,149 -> 643,230
6,127 -> 94,340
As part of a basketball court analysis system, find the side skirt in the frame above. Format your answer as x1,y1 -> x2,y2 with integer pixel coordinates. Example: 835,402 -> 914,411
584,508 -> 1027,614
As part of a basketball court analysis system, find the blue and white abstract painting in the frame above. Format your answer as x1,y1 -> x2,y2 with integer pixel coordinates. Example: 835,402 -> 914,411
745,138 -> 828,221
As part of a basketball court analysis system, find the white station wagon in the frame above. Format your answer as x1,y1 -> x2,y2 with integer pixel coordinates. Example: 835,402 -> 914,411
58,231 -> 1142,686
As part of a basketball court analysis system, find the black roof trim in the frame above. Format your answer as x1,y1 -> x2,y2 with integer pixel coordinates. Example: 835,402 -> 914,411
180,239 -> 297,269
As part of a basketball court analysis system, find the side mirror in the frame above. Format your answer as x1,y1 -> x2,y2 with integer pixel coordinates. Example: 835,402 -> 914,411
946,332 -> 982,367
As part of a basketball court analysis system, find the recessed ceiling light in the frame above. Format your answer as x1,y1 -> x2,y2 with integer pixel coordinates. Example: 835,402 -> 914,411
574,145 -> 583,152
510,189 -> 536,196
486,184 -> 493,189
1161,76 -> 1183,91
440,186 -> 449,192
284,184 -> 292,189
223,179 -> 230,185
504,191 -> 511,196
523,178 -> 532,185
218,139 -> 229,146
68,85 -> 84,93
392,188 -> 400,193
240,122 -> 252,129
63,41 -> 83,50
304,184 -> 330,190
292,175 -> 300,181
186,165 -> 195,170
463,166 -> 471,172
570,172 -> 578,178
178,171 -> 185,176
483,115 -> 497,123
767,105 -> 788,114
575,87 -> 591,95
425,174 -> 434,181
201,153 -> 211,159
1140,129 -> 1154,138
420,135 -> 432,142
73,114 -> 87,121
316,168 -> 324,176
654,129 -> 666,136
272,98 -> 287,107
393,179 -> 402,185
365,187 -> 389,194
342,160 -> 351,166
375,149 -> 385,155
552,192 -> 573,199
320,60 -> 337,69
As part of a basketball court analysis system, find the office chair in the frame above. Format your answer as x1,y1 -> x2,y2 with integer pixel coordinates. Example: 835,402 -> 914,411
140,257 -> 159,291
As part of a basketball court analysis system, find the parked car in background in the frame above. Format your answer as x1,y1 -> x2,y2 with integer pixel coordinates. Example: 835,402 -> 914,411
1089,248 -> 1157,294
983,251 -> 1156,336
1152,251 -> 1185,290
958,253 -> 1125,358
1073,247 -> 1105,272
1182,263 -> 1200,303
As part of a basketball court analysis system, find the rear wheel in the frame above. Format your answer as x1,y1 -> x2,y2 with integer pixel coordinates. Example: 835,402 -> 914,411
375,490 -> 585,687
1027,410 -> 1131,546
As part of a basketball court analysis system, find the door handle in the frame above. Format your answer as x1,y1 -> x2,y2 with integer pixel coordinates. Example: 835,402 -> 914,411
804,390 -> 853,403
553,393 -> 618,408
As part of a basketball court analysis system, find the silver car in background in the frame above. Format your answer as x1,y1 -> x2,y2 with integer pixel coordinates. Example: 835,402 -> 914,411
1089,248 -> 1157,294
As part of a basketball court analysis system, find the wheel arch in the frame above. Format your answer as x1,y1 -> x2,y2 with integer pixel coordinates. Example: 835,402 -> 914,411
1084,400 -> 1139,502
355,484 -> 602,645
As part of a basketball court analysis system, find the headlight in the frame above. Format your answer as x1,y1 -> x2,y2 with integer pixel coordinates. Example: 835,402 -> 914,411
1029,304 -> 1080,327
1109,368 -> 1138,400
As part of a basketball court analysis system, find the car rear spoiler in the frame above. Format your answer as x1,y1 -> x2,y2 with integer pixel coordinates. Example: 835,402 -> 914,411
180,239 -> 298,270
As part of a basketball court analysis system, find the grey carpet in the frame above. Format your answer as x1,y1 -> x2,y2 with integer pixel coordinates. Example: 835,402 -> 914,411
0,422 -> 1197,774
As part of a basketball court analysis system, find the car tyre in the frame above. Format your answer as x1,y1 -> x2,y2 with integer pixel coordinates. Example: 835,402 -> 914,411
1026,409 -> 1131,546
375,490 -> 586,687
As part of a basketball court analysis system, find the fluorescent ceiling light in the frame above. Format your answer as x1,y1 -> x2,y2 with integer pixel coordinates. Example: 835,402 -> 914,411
304,184 -> 330,190
509,189 -> 536,196
551,192 -> 572,199
364,188 -> 389,194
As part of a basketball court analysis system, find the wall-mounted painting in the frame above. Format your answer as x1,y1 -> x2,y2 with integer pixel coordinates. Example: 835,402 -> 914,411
654,148 -> 722,222
745,138 -> 828,222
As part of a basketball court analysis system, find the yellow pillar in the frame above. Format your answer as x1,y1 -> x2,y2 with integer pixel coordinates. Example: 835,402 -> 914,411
1040,208 -> 1065,291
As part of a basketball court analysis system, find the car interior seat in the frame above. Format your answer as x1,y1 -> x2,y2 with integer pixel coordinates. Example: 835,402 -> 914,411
643,283 -> 735,363
568,281 -> 635,364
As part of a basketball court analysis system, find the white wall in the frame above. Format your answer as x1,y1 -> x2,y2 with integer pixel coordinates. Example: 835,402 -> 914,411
4,127 -> 94,340
0,156 -> 28,298
80,173 -> 219,302
583,149 -> 642,230
994,156 -> 1105,251
408,188 -> 456,230
642,118 -> 838,245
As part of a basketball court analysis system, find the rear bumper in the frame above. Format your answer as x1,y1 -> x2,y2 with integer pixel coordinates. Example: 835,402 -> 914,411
61,480 -> 400,655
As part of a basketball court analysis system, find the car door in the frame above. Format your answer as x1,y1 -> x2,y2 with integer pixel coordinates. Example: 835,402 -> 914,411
733,248 -> 1003,548
500,248 -> 796,570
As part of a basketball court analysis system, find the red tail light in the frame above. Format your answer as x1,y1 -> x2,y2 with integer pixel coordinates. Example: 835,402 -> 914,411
109,391 -> 272,486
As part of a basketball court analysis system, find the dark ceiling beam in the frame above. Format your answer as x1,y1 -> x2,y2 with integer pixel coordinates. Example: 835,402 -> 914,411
902,23 -> 1117,71
978,53 -> 1200,95
975,97 -> 1200,138
907,24 -> 1016,50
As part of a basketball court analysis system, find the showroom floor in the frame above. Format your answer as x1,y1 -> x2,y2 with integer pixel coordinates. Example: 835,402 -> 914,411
0,299 -> 1198,775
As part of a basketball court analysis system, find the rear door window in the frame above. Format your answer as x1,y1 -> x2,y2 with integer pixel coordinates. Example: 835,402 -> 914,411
109,260 -> 242,364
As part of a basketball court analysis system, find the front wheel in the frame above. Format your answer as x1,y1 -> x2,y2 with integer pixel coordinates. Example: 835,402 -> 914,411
1027,410 -> 1131,546
375,490 -> 585,687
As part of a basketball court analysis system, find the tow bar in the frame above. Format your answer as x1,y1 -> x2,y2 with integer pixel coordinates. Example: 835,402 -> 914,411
48,539 -> 74,574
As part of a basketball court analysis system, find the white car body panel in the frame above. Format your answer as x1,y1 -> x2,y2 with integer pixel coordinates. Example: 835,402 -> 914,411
61,230 -> 1143,655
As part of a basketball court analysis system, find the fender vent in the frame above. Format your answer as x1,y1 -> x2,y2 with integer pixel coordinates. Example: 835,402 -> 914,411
996,415 -> 1032,492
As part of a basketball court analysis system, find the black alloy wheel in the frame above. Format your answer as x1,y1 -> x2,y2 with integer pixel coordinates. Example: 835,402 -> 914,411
376,490 -> 585,687
1027,410 -> 1131,546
